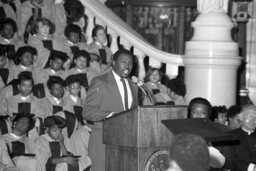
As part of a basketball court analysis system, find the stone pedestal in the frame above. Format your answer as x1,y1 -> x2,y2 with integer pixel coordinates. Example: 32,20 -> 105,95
184,11 -> 241,106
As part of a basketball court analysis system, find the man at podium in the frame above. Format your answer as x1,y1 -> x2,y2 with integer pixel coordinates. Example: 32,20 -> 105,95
82,49 -> 139,171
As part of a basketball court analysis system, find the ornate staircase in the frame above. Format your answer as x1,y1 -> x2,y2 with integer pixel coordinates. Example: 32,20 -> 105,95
80,0 -> 183,79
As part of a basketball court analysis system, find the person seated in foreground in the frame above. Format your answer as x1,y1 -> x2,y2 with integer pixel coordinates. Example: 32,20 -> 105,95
167,133 -> 210,171
223,105 -> 256,171
0,113 -> 42,171
166,78 -> 187,105
35,115 -> 81,171
226,105 -> 242,130
188,97 -> 226,169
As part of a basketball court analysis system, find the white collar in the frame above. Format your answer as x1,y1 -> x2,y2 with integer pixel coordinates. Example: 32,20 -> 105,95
112,70 -> 122,81
50,69 -> 57,74
3,38 -> 12,44
67,40 -> 74,45
52,96 -> 62,105
95,41 -> 103,48
20,65 -> 29,70
43,133 -> 59,142
70,95 -> 78,103
76,68 -> 82,73
35,34 -> 48,40
10,133 -> 23,140
20,94 -> 31,101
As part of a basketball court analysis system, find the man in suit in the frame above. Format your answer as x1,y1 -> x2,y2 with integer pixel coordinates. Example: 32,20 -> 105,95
82,48 -> 139,171
223,105 -> 256,171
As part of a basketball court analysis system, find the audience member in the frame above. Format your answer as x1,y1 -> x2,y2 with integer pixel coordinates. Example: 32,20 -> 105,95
82,49 -> 138,171
223,105 -> 256,171
188,97 -> 212,119
167,133 -> 210,171
144,67 -> 171,104
211,106 -> 227,126
188,97 -> 226,169
167,78 -> 187,105
227,105 -> 242,130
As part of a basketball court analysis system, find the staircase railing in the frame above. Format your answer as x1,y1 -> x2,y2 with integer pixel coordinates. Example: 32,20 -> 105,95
80,0 -> 183,79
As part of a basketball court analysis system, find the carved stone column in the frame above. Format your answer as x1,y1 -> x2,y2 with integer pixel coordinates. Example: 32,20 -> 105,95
184,1 -> 242,106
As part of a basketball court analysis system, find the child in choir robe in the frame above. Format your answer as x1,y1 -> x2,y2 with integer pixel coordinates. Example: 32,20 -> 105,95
0,115 -> 12,136
35,115 -> 83,171
88,53 -> 110,78
166,78 -> 187,105
0,71 -> 32,112
12,45 -> 37,81
19,0 -> 54,40
87,25 -> 112,68
0,138 -> 18,170
3,73 -> 45,140
28,18 -> 64,69
53,0 -> 85,39
63,75 -> 84,124
0,114 -> 42,171
54,75 -> 91,170
40,76 -> 65,116
35,50 -> 68,84
0,0 -> 22,27
62,24 -> 88,62
65,50 -> 94,99
0,45 -> 14,90
144,67 -> 172,105
0,18 -> 23,60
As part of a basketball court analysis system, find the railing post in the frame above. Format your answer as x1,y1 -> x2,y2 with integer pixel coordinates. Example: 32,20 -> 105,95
120,37 -> 131,50
85,10 -> 94,44
134,48 -> 146,80
108,28 -> 119,53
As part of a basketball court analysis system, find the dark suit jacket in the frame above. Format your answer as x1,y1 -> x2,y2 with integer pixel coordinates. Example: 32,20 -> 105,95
223,128 -> 256,171
83,70 -> 138,121
82,71 -> 138,171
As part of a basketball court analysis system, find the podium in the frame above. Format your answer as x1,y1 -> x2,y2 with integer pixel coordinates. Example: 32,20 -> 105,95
103,106 -> 187,171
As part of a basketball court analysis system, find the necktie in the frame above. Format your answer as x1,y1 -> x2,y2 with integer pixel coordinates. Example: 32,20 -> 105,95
120,78 -> 129,110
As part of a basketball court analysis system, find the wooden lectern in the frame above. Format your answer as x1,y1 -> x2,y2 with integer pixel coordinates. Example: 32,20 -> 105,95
103,106 -> 187,171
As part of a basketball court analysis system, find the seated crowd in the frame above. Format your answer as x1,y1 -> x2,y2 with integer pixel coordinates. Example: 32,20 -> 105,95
0,0 -> 255,171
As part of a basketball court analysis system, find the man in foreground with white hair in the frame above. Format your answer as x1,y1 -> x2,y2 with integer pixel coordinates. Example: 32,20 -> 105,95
224,105 -> 256,171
